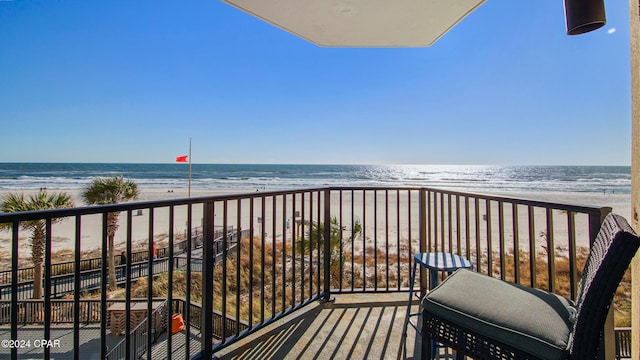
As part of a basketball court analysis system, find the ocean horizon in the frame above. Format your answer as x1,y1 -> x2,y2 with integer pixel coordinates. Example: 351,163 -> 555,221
0,163 -> 631,195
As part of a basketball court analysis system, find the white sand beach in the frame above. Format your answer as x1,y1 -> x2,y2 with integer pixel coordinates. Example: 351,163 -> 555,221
0,187 -> 631,269
0,188 -> 252,267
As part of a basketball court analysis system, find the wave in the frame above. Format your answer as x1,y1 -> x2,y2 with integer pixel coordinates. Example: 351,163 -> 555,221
0,164 -> 631,194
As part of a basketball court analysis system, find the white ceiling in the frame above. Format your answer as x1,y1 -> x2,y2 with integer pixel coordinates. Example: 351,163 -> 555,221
222,0 -> 486,47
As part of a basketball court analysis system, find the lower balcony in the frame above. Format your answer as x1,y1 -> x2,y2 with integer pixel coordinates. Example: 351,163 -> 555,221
0,187 -> 629,359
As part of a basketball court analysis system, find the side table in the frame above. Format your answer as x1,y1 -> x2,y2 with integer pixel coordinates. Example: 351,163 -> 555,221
403,252 -> 473,359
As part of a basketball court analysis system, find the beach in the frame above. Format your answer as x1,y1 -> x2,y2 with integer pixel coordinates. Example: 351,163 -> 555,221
0,186 -> 631,269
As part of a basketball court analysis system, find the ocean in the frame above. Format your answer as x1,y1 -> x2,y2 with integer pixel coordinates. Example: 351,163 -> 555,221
0,163 -> 631,195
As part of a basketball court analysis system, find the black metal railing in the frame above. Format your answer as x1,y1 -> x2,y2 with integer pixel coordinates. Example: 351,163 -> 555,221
419,189 -> 609,299
0,225 -> 210,285
615,327 -> 632,359
0,227 -> 236,300
0,187 -> 612,360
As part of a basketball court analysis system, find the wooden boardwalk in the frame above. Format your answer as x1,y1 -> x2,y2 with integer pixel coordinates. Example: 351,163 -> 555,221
0,324 -> 117,360
0,229 -> 239,301
0,324 -> 202,360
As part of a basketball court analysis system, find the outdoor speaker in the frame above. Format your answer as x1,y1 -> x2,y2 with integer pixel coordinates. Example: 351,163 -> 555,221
564,0 -> 606,35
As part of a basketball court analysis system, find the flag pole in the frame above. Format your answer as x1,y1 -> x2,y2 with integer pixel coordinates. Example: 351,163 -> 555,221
188,137 -> 192,198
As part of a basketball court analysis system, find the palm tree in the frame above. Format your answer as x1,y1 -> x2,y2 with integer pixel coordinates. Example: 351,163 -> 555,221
0,191 -> 74,299
82,176 -> 139,291
297,216 -> 362,274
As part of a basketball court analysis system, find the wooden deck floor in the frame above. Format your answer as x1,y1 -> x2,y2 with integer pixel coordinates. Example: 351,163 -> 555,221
0,293 -> 452,360
213,293 -> 426,360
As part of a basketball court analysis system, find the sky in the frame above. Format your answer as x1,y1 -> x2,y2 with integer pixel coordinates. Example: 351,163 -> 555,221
0,1 -> 632,166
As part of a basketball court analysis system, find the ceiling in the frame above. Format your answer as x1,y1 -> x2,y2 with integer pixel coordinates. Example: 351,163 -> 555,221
222,0 -> 486,47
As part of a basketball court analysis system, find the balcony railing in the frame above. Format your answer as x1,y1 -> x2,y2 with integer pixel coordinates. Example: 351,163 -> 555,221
0,187 -> 614,359
0,227 -> 239,300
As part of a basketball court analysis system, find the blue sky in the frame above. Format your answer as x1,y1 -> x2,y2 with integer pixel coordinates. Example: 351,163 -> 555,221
0,1 -> 632,165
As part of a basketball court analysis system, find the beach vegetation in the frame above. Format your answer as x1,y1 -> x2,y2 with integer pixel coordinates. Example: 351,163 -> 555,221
296,216 -> 362,275
82,176 -> 139,291
0,191 -> 74,299
116,234 -> 632,329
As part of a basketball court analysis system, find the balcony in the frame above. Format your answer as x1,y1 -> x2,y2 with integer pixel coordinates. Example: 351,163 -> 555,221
0,187 -> 624,359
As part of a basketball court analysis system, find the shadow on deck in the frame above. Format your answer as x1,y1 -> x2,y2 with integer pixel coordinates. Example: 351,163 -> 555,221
0,294 -> 464,360
213,293 -> 425,360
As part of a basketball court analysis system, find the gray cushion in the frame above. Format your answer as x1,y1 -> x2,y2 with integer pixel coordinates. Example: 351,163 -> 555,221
421,269 -> 575,360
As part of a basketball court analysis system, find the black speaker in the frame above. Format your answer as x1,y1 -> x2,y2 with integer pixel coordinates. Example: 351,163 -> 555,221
564,0 -> 606,35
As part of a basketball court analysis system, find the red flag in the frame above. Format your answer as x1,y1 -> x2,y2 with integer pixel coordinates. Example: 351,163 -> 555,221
176,155 -> 188,163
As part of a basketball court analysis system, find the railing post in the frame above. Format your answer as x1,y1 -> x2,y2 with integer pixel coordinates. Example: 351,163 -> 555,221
100,213 -> 108,360
601,207 -> 615,360
419,188 -> 427,298
589,207 -> 613,360
323,189 -> 333,302
201,202 -> 215,359
588,207 -> 612,246
631,2 -> 640,359
10,223 -> 18,360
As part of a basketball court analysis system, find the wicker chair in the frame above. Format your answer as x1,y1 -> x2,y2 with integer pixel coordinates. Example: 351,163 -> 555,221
421,213 -> 640,360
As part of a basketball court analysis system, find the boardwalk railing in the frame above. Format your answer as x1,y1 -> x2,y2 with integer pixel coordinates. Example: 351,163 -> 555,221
0,226 -> 210,285
0,228 -> 237,300
0,187 -> 615,360
0,298 -> 247,332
